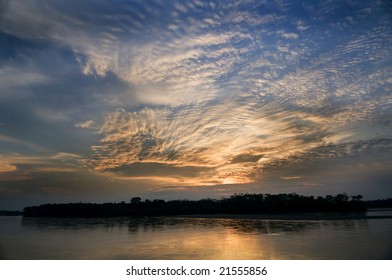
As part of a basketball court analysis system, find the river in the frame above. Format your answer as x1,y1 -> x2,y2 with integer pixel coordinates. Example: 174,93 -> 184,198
1,213 -> 391,259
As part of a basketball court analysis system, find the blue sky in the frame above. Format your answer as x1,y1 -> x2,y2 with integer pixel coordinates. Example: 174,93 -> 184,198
0,0 -> 391,210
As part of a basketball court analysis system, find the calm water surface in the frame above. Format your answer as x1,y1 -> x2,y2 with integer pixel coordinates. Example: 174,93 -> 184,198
1,215 -> 391,259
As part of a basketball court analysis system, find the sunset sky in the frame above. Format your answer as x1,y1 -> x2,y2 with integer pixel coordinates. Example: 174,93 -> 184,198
1,0 -> 391,210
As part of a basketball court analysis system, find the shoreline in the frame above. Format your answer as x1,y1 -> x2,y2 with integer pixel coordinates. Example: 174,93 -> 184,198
11,213 -> 392,220
173,213 -> 392,220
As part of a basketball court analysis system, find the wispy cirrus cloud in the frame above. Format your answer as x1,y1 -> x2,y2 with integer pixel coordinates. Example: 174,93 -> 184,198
64,0 -> 390,186
0,152 -> 82,180
83,98 -> 332,184
75,120 -> 95,129
0,163 -> 17,173
0,134 -> 45,152
0,65 -> 51,96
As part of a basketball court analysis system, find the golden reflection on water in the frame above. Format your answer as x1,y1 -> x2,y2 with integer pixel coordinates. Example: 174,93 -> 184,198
1,216 -> 392,259
117,218 -> 299,259
136,226 -> 276,259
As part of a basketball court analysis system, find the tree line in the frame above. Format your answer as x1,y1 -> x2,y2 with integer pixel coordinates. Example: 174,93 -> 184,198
0,210 -> 23,216
365,198 -> 392,208
23,193 -> 368,218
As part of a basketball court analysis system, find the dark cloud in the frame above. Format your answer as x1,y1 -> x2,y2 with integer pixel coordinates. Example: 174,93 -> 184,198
0,0 -> 8,18
107,162 -> 213,178
230,153 -> 263,164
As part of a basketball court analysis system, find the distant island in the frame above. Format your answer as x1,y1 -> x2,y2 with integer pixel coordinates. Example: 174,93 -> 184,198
365,198 -> 392,208
22,193 -> 375,218
0,210 -> 23,216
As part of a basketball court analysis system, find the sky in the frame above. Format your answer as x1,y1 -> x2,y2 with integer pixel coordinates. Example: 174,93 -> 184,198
0,0 -> 391,210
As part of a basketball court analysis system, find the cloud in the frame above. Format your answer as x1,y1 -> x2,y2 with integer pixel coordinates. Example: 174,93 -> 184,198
0,163 -> 17,173
230,153 -> 264,164
83,99 -> 333,184
0,0 -> 391,201
0,0 -> 255,106
0,134 -> 45,152
113,31 -> 248,105
34,167 -> 78,173
281,176 -> 302,180
75,120 -> 95,129
0,152 -> 82,182
40,186 -> 73,195
51,153 -> 81,160
281,32 -> 299,39
0,65 -> 51,96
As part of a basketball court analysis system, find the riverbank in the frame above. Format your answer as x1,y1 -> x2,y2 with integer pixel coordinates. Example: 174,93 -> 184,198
175,213 -> 392,220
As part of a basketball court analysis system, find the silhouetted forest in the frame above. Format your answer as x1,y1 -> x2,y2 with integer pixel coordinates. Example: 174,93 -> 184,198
365,198 -> 392,208
23,193 -> 368,218
0,210 -> 23,216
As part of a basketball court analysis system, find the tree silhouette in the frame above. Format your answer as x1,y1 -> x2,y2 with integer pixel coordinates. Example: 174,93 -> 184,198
22,192 -> 369,218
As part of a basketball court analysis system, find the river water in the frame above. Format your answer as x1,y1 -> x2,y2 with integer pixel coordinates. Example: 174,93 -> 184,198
1,214 -> 391,259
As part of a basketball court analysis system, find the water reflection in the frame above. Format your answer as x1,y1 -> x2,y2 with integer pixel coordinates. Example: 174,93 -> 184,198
1,216 -> 391,259
21,216 -> 130,231
21,216 -> 369,236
